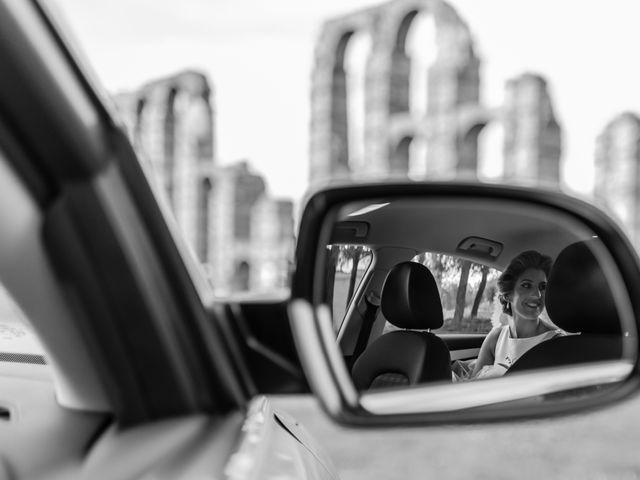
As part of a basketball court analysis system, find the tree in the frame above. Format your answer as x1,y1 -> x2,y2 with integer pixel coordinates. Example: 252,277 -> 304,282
470,265 -> 489,319
452,259 -> 471,330
420,252 -> 456,286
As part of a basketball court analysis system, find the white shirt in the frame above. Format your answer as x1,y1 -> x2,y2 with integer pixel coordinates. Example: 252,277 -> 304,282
476,325 -> 564,379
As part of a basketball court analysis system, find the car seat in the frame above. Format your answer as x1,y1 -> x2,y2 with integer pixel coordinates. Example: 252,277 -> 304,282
506,240 -> 623,374
351,261 -> 451,389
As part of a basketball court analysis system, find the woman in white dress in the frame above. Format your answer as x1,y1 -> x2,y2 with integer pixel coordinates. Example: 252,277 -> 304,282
472,250 -> 565,379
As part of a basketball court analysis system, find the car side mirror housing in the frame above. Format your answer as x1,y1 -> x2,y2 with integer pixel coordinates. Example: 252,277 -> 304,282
289,182 -> 640,426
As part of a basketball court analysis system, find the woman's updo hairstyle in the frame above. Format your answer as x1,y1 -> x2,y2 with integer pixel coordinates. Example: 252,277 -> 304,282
497,250 -> 552,316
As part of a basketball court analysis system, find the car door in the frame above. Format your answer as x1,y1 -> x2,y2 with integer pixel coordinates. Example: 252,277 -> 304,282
0,2 -> 336,479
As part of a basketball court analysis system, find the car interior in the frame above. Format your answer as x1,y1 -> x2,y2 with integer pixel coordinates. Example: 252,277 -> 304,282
351,261 -> 452,390
322,196 -> 636,390
506,239 -> 625,373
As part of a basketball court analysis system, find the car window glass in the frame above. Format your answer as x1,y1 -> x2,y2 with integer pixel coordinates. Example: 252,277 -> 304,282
382,253 -> 502,335
0,284 -> 46,365
326,245 -> 373,332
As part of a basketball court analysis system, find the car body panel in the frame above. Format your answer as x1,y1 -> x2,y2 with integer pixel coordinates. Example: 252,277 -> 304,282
226,396 -> 339,480
0,363 -> 108,479
0,362 -> 337,480
272,392 -> 640,479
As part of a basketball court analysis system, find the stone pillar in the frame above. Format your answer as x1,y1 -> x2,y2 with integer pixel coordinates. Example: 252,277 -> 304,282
595,113 -> 640,247
208,162 -> 266,294
112,70 -> 216,262
502,73 -> 562,186
310,0 -> 483,186
250,197 -> 295,291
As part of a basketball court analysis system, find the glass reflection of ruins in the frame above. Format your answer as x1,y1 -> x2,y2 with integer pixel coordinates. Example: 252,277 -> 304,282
311,0 -> 640,251
114,71 -> 294,295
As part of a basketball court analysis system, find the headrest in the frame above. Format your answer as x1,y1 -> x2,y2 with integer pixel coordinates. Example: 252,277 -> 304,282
546,240 -> 621,335
381,261 -> 444,330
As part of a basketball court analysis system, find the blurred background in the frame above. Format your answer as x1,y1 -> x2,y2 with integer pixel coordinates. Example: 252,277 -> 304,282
43,0 -> 640,299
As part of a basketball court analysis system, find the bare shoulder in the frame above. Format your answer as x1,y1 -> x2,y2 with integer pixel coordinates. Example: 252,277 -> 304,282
484,326 -> 503,348
479,326 -> 503,357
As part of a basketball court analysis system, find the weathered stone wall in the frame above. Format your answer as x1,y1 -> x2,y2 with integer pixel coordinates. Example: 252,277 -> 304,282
114,71 -> 294,295
208,161 -> 266,293
502,73 -> 562,187
250,198 -> 295,292
310,0 -> 562,187
595,112 -> 640,247
113,70 -> 216,258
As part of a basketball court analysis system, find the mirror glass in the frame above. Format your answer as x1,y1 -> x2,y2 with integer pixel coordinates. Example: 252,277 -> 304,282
316,195 -> 637,410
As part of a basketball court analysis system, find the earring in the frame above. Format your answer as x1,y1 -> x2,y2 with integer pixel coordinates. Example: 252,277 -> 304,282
504,302 -> 512,315
500,294 -> 512,315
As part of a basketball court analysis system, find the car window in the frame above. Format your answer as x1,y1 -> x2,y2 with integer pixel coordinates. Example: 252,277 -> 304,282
326,245 -> 373,332
382,253 -> 502,335
0,284 -> 46,365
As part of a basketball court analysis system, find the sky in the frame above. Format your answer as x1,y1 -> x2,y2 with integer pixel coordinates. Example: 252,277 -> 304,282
48,0 -> 640,205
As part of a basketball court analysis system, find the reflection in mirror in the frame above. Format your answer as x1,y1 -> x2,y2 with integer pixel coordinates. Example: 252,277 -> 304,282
318,197 -> 637,403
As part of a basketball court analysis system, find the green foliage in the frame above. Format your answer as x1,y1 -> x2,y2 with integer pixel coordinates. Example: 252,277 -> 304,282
413,252 -> 501,334
334,245 -> 372,273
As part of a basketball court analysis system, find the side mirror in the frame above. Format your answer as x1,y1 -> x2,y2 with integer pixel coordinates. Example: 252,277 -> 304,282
289,182 -> 640,425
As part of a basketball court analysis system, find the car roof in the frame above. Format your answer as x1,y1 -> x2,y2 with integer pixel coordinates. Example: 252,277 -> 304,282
330,196 -> 595,270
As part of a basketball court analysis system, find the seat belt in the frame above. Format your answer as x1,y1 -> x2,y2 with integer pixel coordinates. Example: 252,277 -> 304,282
350,291 -> 381,368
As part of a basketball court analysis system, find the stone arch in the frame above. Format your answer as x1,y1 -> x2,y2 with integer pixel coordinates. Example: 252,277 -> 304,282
407,12 -> 437,118
389,10 -> 418,114
477,118 -> 505,180
134,96 -> 146,151
235,260 -> 250,291
408,133 -> 428,179
196,176 -> 212,262
197,88 -> 214,162
310,0 -> 481,185
344,30 -> 372,171
390,136 -> 413,175
404,3 -> 478,177
539,118 -> 562,183
502,72 -> 562,185
389,9 -> 438,117
164,87 -> 178,204
395,10 -> 419,50
334,30 -> 354,67
329,31 -> 356,177
594,112 -> 640,245
134,71 -> 216,254
457,122 -> 484,178
310,15 -> 375,182
457,105 -> 498,179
